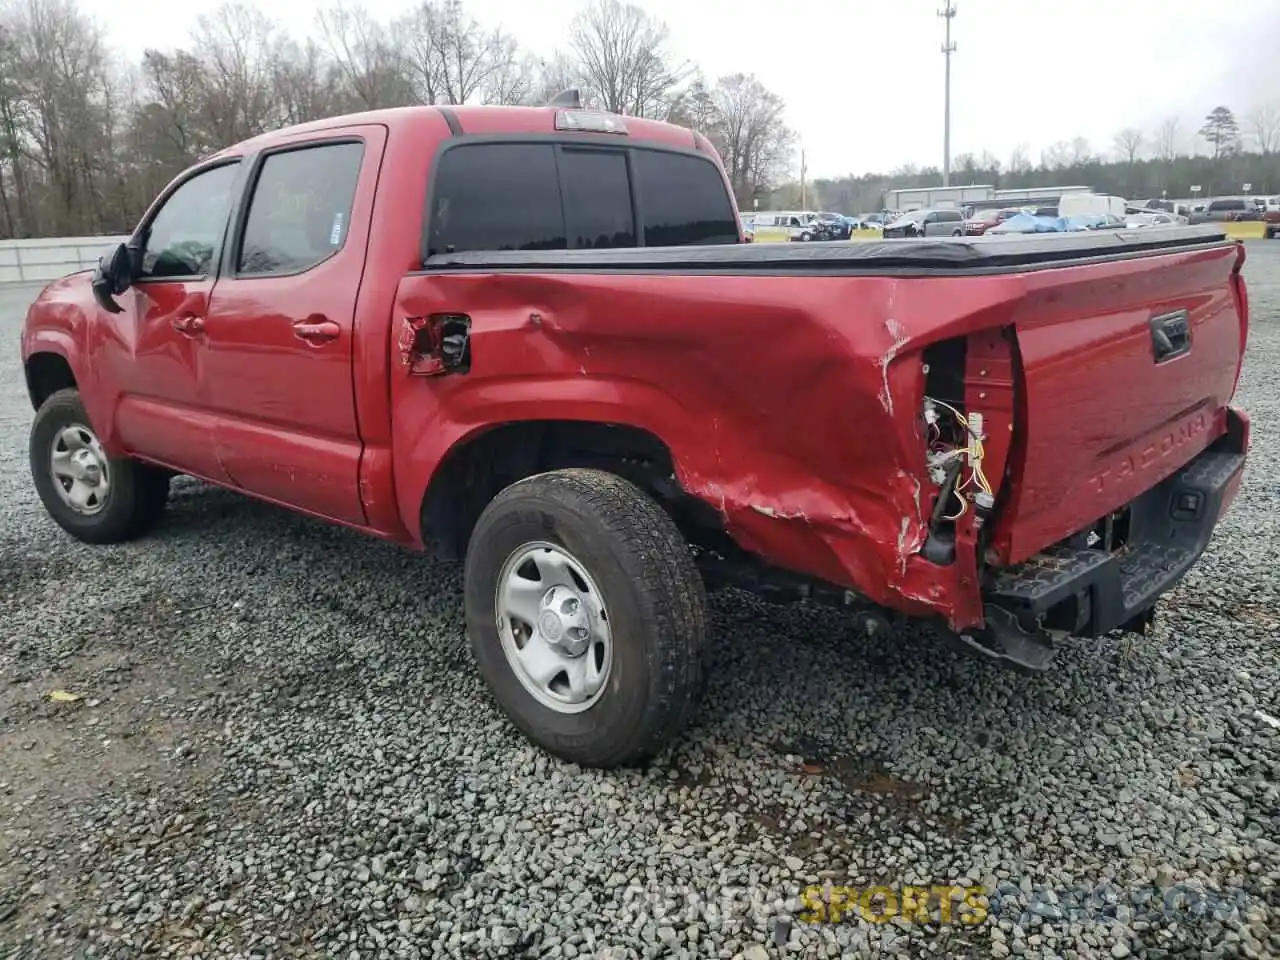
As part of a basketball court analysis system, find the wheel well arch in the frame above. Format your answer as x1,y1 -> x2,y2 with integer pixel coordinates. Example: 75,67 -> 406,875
419,419 -> 706,561
24,352 -> 77,411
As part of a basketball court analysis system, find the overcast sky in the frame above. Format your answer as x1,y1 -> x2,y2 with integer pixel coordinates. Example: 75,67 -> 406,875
82,0 -> 1280,179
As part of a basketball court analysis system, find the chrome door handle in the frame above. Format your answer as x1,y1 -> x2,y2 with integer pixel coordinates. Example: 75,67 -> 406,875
293,318 -> 341,344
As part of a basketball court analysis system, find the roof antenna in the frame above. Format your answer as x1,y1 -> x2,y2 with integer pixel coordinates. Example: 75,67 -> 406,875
546,88 -> 582,109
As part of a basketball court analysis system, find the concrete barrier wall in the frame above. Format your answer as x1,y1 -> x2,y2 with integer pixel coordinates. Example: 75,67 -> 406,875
0,236 -> 129,284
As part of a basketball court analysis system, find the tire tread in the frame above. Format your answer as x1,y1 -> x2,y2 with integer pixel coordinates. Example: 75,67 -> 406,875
30,388 -> 170,545
468,467 -> 709,767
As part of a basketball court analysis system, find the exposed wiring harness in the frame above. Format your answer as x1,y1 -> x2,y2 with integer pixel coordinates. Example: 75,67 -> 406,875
924,396 -> 992,521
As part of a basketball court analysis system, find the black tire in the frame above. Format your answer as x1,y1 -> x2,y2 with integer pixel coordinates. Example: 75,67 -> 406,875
951,229 -> 963,236
464,468 -> 709,768
29,388 -> 171,544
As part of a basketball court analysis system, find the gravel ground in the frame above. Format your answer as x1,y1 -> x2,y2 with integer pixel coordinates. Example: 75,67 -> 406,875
0,246 -> 1277,960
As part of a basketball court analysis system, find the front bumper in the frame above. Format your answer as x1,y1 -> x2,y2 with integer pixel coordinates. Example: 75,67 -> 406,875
984,407 -> 1249,637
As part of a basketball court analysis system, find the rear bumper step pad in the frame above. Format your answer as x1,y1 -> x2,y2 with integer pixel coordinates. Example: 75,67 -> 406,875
986,446 -> 1245,638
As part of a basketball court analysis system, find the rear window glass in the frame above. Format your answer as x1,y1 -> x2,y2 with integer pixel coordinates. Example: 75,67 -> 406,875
632,149 -> 739,246
425,142 -> 737,259
560,148 -> 635,249
427,143 -> 566,257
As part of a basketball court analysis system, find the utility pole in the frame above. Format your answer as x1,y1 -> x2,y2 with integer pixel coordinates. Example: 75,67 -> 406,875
800,149 -> 807,208
939,0 -> 956,187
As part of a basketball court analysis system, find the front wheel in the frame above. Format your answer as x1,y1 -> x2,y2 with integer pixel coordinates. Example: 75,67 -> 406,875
29,388 -> 171,544
464,468 -> 709,768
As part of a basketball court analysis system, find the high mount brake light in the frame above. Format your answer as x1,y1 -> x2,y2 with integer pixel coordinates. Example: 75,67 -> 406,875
554,110 -> 628,134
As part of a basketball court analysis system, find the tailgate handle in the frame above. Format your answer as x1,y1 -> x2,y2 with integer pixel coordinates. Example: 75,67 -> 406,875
1149,309 -> 1190,364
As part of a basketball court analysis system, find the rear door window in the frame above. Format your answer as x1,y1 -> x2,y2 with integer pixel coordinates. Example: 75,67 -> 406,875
237,141 -> 365,276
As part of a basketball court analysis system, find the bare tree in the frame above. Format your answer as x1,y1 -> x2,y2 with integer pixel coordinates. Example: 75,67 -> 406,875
190,3 -> 282,145
10,0 -> 114,234
569,0 -> 686,118
1112,127 -> 1144,165
705,73 -> 794,203
1040,141 -> 1071,170
527,52 -> 582,106
1068,136 -> 1094,166
1248,103 -> 1280,155
401,0 -> 516,105
317,0 -> 411,110
477,47 -> 538,105
1154,116 -> 1180,161
1007,143 -> 1031,174
0,14 -> 35,236
666,76 -> 718,132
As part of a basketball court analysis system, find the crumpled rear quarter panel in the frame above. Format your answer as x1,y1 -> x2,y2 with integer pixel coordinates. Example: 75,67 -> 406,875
393,269 -> 1023,623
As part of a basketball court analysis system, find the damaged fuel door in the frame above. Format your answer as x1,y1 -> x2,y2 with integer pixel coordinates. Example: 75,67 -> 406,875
399,313 -> 472,376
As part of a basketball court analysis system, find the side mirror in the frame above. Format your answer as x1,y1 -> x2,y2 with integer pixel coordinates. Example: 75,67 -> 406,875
91,242 -> 133,315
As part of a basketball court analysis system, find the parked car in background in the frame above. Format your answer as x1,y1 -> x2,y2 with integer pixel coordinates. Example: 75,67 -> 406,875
988,213 -> 1067,235
1190,197 -> 1263,223
752,211 -> 821,241
843,216 -> 878,232
1126,211 -> 1188,229
964,208 -> 1020,236
1087,213 -> 1127,230
881,208 -> 966,238
811,212 -> 852,240
1058,193 -> 1128,220
1262,197 -> 1279,238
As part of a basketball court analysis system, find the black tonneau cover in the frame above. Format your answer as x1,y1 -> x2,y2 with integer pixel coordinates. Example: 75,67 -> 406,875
424,224 -> 1232,274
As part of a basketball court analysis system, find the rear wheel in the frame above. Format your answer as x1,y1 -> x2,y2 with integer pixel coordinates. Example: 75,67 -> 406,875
951,228 -> 963,236
464,468 -> 709,768
29,388 -> 170,544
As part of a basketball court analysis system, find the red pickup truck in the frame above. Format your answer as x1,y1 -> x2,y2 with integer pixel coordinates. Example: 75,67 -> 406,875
20,99 -> 1251,768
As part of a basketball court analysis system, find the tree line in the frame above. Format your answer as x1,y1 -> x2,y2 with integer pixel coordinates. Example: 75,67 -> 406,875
0,0 -> 796,239
2,0 -> 1278,238
799,105 -> 1280,216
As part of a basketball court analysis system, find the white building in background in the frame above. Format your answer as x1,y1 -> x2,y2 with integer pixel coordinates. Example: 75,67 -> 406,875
885,183 -> 1097,213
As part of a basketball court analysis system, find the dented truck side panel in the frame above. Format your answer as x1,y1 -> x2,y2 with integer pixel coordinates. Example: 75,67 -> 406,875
390,269 -> 1033,628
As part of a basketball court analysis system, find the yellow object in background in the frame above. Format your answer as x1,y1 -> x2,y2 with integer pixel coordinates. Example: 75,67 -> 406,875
1223,222 -> 1267,240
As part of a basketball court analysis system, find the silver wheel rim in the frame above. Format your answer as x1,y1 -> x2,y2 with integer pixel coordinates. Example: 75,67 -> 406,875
49,422 -> 111,516
495,541 -> 613,714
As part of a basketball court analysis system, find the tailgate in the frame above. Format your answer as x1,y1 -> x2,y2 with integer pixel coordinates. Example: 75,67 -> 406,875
993,242 -> 1246,563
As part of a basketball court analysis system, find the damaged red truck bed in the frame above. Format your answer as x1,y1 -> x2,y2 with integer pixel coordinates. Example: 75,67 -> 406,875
20,102 -> 1249,767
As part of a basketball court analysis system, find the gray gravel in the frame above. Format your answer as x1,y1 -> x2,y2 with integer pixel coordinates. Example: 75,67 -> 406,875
1,245 -> 1278,960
